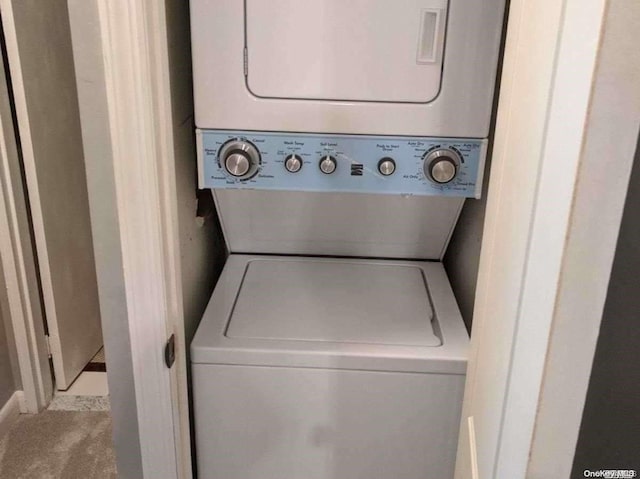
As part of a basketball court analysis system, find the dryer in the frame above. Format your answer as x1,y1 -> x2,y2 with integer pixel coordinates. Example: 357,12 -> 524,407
191,0 -> 505,137
190,0 -> 506,478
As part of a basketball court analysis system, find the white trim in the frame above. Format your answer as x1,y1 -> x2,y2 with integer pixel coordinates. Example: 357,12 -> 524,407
455,0 -> 609,477
15,390 -> 27,413
0,391 -> 22,437
96,0 -> 189,477
144,3 -> 194,476
527,1 -> 640,475
0,111 -> 42,414
495,1 -> 607,476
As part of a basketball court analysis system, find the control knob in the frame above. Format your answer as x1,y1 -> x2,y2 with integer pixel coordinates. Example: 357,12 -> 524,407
285,154 -> 303,173
319,155 -> 337,174
378,157 -> 396,176
218,140 -> 260,180
423,149 -> 461,184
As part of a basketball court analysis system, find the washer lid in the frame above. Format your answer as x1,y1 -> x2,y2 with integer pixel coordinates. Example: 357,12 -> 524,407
227,259 -> 441,347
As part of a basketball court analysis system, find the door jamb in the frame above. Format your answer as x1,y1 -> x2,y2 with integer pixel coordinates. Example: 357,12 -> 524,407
456,0 -> 640,477
94,0 -> 190,477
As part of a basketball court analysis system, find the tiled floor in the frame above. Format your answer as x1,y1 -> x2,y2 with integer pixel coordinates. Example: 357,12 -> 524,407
56,372 -> 108,397
48,347 -> 109,412
91,348 -> 105,363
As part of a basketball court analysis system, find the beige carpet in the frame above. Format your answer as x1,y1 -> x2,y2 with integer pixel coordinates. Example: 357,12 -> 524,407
0,410 -> 117,478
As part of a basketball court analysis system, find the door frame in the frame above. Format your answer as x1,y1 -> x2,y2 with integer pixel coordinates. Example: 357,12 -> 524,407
0,12 -> 52,414
456,0 -> 640,477
1,0 -> 105,393
1,0 -> 191,476
86,0 -> 191,477
2,1 -> 638,479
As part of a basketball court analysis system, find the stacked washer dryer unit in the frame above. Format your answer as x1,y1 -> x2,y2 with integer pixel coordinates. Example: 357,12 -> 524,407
190,1 -> 505,478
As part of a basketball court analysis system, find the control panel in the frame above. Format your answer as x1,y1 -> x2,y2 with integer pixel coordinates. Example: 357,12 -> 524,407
198,130 -> 487,198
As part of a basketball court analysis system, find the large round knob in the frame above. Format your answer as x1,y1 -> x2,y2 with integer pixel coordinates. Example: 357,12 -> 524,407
285,154 -> 303,173
218,140 -> 260,180
226,152 -> 251,177
423,149 -> 461,184
319,155 -> 337,174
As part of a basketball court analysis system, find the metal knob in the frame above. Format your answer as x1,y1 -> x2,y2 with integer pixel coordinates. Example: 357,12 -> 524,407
225,152 -> 251,177
319,155 -> 337,174
285,154 -> 303,173
218,140 -> 260,180
378,158 -> 396,176
423,149 -> 461,184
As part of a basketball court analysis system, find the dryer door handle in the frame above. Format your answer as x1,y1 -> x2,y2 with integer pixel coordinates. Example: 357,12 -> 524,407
417,8 -> 444,64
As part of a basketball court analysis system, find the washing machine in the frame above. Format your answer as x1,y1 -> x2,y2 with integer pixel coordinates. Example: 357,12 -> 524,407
190,0 -> 506,478
192,255 -> 468,478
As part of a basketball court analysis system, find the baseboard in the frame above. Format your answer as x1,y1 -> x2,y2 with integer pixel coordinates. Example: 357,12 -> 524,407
0,391 -> 23,438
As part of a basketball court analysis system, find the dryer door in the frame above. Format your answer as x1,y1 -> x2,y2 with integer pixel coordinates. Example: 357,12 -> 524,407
245,0 -> 448,103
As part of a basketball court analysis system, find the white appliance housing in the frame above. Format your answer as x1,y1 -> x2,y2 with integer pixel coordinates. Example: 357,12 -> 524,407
191,0 -> 505,137
190,1 -> 506,478
192,256 -> 469,479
